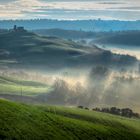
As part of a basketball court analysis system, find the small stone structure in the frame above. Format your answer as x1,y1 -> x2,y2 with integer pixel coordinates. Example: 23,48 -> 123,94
11,25 -> 25,32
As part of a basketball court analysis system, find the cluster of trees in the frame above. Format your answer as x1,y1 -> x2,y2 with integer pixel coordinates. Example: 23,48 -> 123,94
37,65 -> 140,116
77,106 -> 89,110
77,106 -> 139,118
89,65 -> 140,106
45,79 -> 90,106
38,65 -> 140,106
93,107 -> 140,118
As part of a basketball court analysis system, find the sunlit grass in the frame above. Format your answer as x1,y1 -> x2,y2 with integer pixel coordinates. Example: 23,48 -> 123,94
0,75 -> 51,97
0,99 -> 140,140
0,83 -> 50,96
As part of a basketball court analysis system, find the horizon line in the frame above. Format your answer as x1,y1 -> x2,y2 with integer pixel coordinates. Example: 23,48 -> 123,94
0,18 -> 140,22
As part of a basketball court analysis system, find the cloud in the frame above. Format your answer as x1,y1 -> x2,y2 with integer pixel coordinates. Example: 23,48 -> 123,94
0,0 -> 140,20
0,0 -> 18,4
24,8 -> 140,20
110,6 -> 140,11
0,0 -> 43,19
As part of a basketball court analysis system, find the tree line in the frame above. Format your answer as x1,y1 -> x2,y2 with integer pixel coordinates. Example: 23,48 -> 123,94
78,106 -> 140,118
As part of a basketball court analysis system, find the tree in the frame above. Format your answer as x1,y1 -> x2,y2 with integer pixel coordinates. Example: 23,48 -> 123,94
110,107 -> 120,115
47,79 -> 69,105
89,65 -> 109,81
121,108 -> 133,118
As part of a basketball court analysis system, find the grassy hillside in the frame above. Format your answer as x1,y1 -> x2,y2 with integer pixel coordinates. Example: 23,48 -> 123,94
35,29 -> 140,47
0,30 -> 137,69
34,29 -> 140,47
0,30 -> 88,68
0,99 -> 140,140
0,75 -> 50,97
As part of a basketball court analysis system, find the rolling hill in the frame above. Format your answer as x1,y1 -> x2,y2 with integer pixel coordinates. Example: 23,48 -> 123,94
0,30 -> 137,70
0,75 -> 50,100
0,99 -> 140,140
34,29 -> 140,47
33,28 -> 97,39
0,29 -> 98,69
94,31 -> 140,46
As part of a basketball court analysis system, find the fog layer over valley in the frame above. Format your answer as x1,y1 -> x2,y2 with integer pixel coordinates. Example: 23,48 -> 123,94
0,28 -> 140,114
40,66 -> 140,113
1,64 -> 140,113
95,44 -> 140,60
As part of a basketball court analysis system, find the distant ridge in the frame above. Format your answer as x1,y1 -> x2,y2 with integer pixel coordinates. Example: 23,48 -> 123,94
0,19 -> 140,31
93,31 -> 140,46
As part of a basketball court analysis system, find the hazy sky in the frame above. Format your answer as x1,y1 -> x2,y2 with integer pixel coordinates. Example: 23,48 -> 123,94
0,0 -> 140,20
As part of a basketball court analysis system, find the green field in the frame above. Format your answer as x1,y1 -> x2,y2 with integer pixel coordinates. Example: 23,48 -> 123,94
0,99 -> 140,140
0,75 -> 50,97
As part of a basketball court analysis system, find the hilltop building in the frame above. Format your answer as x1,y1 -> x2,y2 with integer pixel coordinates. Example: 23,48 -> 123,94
10,25 -> 25,32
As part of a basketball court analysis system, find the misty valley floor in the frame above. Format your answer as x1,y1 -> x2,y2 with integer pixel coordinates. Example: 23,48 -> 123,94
0,99 -> 140,140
